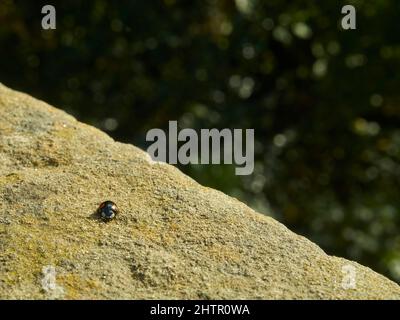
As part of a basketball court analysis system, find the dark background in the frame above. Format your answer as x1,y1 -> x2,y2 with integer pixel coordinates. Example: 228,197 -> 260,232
1,0 -> 400,282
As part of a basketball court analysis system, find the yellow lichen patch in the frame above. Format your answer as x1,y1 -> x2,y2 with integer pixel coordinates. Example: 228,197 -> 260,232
206,276 -> 257,296
132,223 -> 162,244
51,124 -> 77,140
0,122 -> 13,134
205,243 -> 242,264
167,221 -> 181,233
0,221 -> 82,290
0,173 -> 22,186
33,138 -> 73,167
158,221 -> 182,247
57,273 -> 102,299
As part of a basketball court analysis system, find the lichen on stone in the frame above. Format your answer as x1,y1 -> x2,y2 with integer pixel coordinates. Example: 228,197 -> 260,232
0,83 -> 399,299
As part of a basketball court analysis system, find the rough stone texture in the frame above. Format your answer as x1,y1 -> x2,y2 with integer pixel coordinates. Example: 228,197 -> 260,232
0,83 -> 399,300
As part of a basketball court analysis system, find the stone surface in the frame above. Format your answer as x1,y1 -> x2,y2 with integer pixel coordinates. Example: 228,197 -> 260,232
0,82 -> 399,299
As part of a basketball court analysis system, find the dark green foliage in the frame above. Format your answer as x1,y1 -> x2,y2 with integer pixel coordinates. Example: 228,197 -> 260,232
1,0 -> 400,281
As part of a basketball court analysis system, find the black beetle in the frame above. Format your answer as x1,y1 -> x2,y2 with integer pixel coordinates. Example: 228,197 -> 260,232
97,201 -> 119,221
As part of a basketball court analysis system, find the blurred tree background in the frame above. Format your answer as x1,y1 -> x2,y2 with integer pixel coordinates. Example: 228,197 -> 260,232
1,0 -> 400,282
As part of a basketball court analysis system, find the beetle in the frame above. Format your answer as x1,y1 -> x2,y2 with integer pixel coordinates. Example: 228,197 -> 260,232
97,201 -> 119,221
